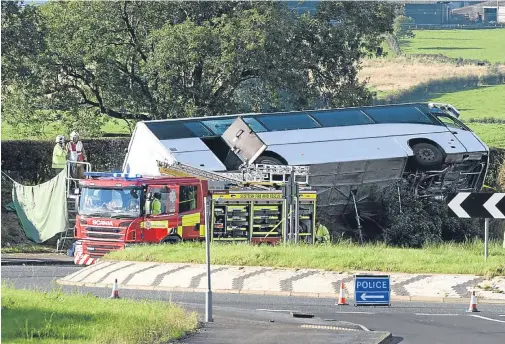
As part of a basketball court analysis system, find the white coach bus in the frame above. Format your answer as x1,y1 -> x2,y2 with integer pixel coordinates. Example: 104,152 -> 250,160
123,103 -> 489,209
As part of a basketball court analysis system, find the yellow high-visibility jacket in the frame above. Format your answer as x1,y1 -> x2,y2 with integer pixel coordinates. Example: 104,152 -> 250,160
52,144 -> 67,169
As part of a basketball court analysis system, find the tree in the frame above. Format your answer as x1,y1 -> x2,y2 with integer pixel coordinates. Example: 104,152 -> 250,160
393,15 -> 415,40
2,1 -> 398,126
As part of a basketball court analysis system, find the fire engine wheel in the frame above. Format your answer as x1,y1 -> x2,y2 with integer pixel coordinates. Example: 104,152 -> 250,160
161,236 -> 181,244
255,155 -> 283,165
412,143 -> 444,169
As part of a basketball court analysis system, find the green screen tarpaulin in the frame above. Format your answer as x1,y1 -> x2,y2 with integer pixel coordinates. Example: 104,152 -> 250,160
10,168 -> 68,243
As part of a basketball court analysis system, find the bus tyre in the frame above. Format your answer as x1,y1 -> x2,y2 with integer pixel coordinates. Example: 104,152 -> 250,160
255,155 -> 283,165
412,143 -> 444,169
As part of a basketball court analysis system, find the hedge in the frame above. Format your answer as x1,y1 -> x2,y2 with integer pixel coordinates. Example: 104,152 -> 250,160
1,139 -> 504,187
1,138 -> 130,184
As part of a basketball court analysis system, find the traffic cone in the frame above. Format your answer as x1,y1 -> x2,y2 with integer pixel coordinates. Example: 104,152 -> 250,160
336,282 -> 348,305
110,279 -> 120,299
467,291 -> 479,312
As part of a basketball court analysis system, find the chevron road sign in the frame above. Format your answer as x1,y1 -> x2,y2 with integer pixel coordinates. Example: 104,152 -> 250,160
447,192 -> 505,219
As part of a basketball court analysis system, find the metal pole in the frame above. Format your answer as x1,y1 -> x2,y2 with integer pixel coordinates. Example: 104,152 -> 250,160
294,196 -> 299,244
204,196 -> 213,322
351,192 -> 364,245
283,199 -> 287,244
288,203 -> 293,242
484,218 -> 489,261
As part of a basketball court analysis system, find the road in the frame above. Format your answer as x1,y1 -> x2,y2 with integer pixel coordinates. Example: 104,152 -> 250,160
2,265 -> 505,344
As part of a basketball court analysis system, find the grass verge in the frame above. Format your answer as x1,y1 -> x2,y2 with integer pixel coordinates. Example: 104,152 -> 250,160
1,244 -> 55,254
1,285 -> 199,344
105,240 -> 505,277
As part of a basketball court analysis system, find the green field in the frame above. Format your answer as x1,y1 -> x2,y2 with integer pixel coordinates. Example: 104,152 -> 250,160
401,29 -> 505,63
428,84 -> 505,120
105,241 -> 505,277
423,84 -> 505,148
1,285 -> 198,344
467,123 -> 505,149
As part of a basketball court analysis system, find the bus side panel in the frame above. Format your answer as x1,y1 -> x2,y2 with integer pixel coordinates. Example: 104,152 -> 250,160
395,132 -> 471,155
256,124 -> 451,146
266,137 -> 409,165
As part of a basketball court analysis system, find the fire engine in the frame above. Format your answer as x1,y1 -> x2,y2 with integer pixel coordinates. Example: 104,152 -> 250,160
70,163 -> 317,260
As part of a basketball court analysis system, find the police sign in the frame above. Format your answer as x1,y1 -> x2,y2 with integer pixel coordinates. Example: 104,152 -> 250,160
354,275 -> 391,306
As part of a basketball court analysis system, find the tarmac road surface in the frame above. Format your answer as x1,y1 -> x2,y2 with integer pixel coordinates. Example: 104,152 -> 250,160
2,265 -> 505,344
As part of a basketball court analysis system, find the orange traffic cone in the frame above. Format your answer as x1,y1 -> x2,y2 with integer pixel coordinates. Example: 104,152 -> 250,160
467,290 -> 479,312
336,282 -> 348,305
110,279 -> 120,299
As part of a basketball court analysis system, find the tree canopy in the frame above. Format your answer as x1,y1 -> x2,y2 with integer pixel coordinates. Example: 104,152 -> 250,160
2,1 -> 398,135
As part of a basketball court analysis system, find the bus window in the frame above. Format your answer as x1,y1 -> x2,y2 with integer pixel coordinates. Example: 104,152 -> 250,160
184,122 -> 213,137
257,113 -> 321,131
364,106 -> 437,125
145,122 -> 195,140
243,118 -> 267,132
311,109 -> 374,127
201,118 -> 237,135
436,115 -> 469,131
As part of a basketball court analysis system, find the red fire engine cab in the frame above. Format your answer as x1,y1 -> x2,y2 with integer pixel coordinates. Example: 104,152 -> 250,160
74,172 -> 317,259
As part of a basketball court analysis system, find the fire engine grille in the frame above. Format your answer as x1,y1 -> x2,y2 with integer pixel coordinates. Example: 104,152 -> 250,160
84,242 -> 125,257
84,227 -> 123,240
85,226 -> 121,233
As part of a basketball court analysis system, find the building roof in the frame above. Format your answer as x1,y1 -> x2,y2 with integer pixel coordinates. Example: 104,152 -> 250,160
452,0 -> 505,17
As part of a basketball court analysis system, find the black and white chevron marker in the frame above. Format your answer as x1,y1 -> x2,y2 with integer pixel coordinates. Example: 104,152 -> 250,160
447,192 -> 505,219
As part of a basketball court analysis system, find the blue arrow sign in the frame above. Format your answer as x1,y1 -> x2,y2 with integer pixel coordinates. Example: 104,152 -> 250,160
354,275 -> 390,306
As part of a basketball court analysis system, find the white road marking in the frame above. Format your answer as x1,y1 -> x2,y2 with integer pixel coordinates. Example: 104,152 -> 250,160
256,309 -> 293,313
469,315 -> 505,323
415,313 -> 458,316
358,324 -> 371,331
499,315 -> 505,317
334,311 -> 374,315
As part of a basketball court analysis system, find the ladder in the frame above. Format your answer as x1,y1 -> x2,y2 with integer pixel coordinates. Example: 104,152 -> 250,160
157,160 -> 310,188
158,160 -> 245,184
56,161 -> 92,253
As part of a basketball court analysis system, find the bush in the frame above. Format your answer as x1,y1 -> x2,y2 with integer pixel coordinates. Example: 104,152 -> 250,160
393,15 -> 415,39
373,183 -> 482,247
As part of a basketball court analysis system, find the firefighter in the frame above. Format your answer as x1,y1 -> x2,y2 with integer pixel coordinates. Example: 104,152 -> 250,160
52,135 -> 67,175
151,192 -> 162,215
66,131 -> 87,180
315,220 -> 330,244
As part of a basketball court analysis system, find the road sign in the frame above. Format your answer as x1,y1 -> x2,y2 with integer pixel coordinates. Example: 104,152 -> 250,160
354,275 -> 390,306
447,192 -> 505,219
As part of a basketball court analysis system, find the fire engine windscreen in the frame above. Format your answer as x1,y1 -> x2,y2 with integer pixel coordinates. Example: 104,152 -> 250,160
79,187 -> 142,218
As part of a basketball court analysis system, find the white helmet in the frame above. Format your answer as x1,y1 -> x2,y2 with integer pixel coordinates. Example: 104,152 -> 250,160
55,135 -> 65,143
70,131 -> 79,140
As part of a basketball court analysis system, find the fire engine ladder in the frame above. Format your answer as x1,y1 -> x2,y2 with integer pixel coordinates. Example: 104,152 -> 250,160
158,160 -> 247,184
158,161 -> 310,189
56,161 -> 92,253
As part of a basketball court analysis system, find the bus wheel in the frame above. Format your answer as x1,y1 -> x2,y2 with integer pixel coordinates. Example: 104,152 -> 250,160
412,143 -> 444,169
255,155 -> 283,165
